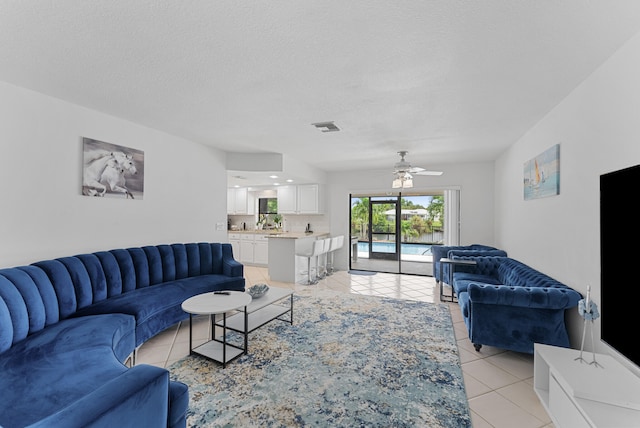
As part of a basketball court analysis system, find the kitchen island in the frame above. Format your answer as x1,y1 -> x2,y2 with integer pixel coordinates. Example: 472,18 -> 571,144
267,232 -> 329,283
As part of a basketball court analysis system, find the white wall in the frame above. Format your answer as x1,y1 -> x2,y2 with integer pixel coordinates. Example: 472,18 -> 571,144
495,29 -> 640,353
326,162 -> 495,271
0,81 -> 229,267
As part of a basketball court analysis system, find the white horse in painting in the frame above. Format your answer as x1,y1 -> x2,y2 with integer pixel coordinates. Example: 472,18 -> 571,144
100,152 -> 138,199
83,152 -> 117,196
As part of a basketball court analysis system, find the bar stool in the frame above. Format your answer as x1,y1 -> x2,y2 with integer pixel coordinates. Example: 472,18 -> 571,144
326,235 -> 344,275
317,237 -> 333,279
296,239 -> 326,285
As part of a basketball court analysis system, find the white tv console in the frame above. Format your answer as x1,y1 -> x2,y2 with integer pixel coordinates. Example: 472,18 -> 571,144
534,343 -> 640,427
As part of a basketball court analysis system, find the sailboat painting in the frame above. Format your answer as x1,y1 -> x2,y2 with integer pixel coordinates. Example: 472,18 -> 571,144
524,144 -> 560,200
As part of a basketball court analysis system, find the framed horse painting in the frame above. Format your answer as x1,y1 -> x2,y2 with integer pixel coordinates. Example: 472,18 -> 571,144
82,137 -> 144,199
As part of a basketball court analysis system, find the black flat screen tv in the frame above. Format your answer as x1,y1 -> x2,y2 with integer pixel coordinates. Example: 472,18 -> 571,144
600,164 -> 640,373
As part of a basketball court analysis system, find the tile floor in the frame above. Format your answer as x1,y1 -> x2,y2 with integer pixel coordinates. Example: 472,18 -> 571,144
137,266 -> 554,428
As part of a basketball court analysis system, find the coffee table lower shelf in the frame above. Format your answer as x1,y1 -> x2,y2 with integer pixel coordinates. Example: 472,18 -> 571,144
190,338 -> 245,365
216,288 -> 294,352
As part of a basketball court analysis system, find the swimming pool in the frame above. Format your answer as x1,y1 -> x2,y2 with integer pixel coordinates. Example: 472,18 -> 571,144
357,242 -> 432,255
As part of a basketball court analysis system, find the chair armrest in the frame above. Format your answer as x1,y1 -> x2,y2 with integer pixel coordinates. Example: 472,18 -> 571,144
223,258 -> 243,277
30,365 -> 170,428
221,243 -> 243,277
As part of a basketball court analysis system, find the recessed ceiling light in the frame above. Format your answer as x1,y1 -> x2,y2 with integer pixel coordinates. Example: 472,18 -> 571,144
233,185 -> 240,188
273,182 -> 280,186
269,175 -> 278,179
286,179 -> 294,183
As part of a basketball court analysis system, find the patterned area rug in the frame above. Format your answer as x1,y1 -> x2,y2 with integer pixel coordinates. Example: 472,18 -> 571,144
168,290 -> 471,427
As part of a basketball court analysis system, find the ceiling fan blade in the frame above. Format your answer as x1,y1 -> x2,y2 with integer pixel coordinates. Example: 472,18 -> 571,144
391,151 -> 443,177
414,170 -> 443,176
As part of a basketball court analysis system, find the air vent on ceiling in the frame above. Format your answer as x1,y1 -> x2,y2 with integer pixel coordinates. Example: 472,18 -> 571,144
311,121 -> 340,132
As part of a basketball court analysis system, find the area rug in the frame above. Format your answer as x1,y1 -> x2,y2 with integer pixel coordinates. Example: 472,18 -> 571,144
168,290 -> 471,427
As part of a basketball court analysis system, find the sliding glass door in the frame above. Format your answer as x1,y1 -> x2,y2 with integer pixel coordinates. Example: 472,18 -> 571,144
350,192 -> 445,275
369,197 -> 400,261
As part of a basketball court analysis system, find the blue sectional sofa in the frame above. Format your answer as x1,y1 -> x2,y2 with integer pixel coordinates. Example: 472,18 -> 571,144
0,242 -> 245,428
431,244 -> 505,284
450,255 -> 581,354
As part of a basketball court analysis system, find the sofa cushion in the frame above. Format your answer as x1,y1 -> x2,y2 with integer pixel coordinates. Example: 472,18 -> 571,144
73,274 -> 245,345
452,274 -> 501,295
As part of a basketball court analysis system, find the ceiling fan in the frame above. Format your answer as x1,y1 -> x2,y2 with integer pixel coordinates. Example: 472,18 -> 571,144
392,151 -> 443,188
392,151 -> 442,188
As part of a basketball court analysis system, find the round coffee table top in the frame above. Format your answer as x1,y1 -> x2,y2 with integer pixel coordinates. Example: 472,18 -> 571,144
182,291 -> 252,315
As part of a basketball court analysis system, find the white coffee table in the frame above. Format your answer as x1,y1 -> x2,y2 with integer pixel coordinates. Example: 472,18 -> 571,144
181,291 -> 252,367
215,286 -> 294,352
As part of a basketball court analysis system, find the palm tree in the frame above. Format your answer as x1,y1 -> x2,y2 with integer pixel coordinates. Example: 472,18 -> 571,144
427,196 -> 444,229
350,197 -> 369,239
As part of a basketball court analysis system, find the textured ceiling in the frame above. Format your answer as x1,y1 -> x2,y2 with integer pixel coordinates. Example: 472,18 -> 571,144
2,1 -> 640,186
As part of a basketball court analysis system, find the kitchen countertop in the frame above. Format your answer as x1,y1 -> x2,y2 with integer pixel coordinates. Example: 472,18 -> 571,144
228,230 -> 328,239
266,232 -> 329,239
228,230 -> 282,234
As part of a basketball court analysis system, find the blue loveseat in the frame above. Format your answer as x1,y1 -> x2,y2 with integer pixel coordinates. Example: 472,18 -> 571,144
0,242 -> 245,428
432,244 -> 505,283
450,255 -> 581,354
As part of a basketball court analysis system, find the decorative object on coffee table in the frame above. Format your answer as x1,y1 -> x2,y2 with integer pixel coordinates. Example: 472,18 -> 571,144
248,283 -> 269,298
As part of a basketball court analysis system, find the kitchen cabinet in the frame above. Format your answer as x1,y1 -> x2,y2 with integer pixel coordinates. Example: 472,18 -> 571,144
277,184 -> 323,214
297,184 -> 321,214
276,185 -> 297,214
253,234 -> 269,265
227,188 -> 255,215
235,233 -> 268,266
228,233 -> 241,259
239,234 -> 254,263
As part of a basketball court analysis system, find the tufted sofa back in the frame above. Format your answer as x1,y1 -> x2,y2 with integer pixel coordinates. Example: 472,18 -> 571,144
452,255 -> 505,277
453,256 -> 569,290
0,243 -> 235,354
497,258 -> 566,289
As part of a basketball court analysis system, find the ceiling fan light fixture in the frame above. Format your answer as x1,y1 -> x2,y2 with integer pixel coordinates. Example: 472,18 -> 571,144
392,171 -> 413,189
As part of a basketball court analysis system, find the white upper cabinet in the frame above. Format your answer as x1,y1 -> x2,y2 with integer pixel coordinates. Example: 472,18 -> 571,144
277,185 -> 298,214
277,184 -> 323,214
297,184 -> 322,214
227,188 -> 254,215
